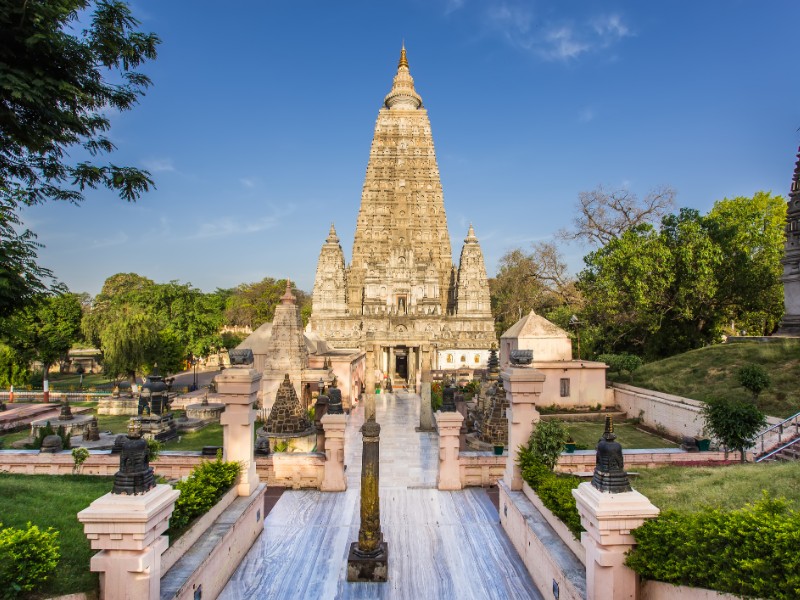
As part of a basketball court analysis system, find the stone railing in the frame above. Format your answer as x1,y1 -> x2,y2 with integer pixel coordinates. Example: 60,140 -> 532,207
556,448 -> 741,473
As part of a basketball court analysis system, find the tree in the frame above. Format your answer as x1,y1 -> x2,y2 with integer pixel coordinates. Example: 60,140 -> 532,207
526,419 -> 570,471
2,293 -> 83,386
701,397 -> 766,462
490,242 -> 581,337
560,185 -> 676,247
738,364 -> 771,401
224,278 -> 311,329
0,1 -> 160,315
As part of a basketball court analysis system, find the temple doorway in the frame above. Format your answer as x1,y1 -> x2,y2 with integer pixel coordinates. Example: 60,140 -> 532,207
395,347 -> 408,382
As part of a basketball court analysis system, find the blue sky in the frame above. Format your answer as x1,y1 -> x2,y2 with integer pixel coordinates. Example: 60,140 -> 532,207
22,0 -> 800,296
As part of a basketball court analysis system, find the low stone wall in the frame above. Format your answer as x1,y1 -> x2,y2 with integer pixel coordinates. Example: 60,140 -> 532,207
641,580 -> 744,600
458,451 -> 505,487
522,482 -> 585,564
612,383 -> 781,441
498,480 -> 586,600
0,450 -> 327,488
556,448 -> 742,473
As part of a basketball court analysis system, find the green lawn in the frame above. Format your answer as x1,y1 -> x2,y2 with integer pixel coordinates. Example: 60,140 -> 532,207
566,421 -> 678,450
162,422 -> 223,450
623,339 -> 800,418
0,473 -> 113,598
633,461 -> 800,512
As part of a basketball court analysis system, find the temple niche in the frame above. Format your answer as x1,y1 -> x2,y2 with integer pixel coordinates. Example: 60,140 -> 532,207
308,46 -> 496,393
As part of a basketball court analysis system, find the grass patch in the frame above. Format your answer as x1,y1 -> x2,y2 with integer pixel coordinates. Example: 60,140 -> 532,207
566,421 -> 677,449
633,462 -> 800,512
0,473 -> 113,597
624,339 -> 800,418
162,423 -> 223,451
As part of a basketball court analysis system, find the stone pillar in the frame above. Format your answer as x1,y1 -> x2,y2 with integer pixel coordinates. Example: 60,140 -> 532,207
320,413 -> 347,492
434,410 -> 464,490
347,419 -> 388,582
216,366 -> 261,497
388,347 -> 395,384
501,365 -> 545,490
365,345 -> 376,395
78,485 -> 179,600
573,484 -> 659,600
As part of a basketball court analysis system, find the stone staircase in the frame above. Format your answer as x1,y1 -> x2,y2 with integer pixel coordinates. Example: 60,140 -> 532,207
757,435 -> 800,463
753,410 -> 800,462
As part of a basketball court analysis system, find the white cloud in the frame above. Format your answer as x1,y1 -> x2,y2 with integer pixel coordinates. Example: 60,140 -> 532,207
483,3 -> 631,63
239,177 -> 257,189
444,0 -> 465,15
141,158 -> 175,172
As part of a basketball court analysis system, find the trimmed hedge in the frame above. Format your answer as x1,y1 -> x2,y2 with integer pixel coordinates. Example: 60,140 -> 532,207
626,493 -> 800,600
169,455 -> 240,532
518,444 -> 583,538
0,522 -> 60,599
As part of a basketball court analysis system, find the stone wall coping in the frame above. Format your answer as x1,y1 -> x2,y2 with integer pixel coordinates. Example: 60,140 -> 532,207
522,481 -> 585,565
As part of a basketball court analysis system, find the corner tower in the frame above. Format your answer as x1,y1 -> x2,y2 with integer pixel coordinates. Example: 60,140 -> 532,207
309,47 -> 496,388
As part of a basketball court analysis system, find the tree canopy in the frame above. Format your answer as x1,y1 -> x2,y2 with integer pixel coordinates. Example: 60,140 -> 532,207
224,277 -> 311,330
0,0 -> 159,316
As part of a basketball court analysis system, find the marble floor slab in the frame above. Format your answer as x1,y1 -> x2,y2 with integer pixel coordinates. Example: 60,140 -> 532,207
218,392 -> 542,600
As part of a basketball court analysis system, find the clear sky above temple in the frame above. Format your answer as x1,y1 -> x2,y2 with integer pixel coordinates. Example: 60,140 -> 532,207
21,0 -> 800,296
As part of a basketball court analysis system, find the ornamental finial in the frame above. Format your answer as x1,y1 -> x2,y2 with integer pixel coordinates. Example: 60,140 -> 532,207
399,43 -> 408,69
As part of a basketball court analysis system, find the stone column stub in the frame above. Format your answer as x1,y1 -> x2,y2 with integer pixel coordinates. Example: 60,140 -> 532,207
434,410 -> 464,490
216,366 -> 261,497
320,413 -> 347,492
500,365 -> 545,490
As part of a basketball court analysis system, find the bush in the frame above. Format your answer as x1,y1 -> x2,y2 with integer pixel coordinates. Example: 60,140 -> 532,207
701,397 -> 766,462
146,439 -> 161,462
527,419 -> 569,471
71,448 -> 89,474
0,522 -> 60,599
598,353 -> 643,377
518,442 -> 583,539
738,363 -> 771,400
169,455 -> 240,532
430,381 -> 443,412
626,493 -> 800,599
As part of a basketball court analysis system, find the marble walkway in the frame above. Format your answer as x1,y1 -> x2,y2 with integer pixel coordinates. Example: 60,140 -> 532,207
218,392 -> 541,600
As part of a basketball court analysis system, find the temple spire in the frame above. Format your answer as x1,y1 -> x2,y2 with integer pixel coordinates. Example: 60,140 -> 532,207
384,44 -> 422,110
398,44 -> 408,69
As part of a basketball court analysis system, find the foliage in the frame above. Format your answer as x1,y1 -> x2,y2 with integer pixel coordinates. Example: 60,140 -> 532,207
626,493 -> 800,600
1,293 -> 83,387
464,379 -> 481,394
737,363 -> 771,400
559,185 -> 676,247
701,397 -> 766,462
56,425 -> 71,450
579,195 -> 785,359
146,439 -> 161,462
430,381 -> 443,412
169,456 -> 240,531
273,440 -> 289,452
489,243 -> 581,338
0,1 -> 159,317
597,353 -> 642,377
0,522 -> 60,599
71,447 -> 89,474
526,419 -> 570,471
82,274 -> 229,379
518,444 -> 583,538
224,278 -> 311,329
0,344 -> 29,388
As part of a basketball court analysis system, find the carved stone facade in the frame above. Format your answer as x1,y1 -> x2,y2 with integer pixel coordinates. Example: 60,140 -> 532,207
777,147 -> 800,335
309,47 -> 495,390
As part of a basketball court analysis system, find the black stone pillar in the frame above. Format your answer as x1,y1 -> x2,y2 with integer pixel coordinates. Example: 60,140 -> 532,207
347,419 -> 388,582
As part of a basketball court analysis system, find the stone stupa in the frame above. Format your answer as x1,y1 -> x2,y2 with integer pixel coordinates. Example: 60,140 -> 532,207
258,374 -> 315,452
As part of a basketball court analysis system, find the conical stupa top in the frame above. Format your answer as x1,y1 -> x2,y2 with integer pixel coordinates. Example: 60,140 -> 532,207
465,224 -> 478,243
326,223 -> 339,244
280,279 -> 296,305
384,45 -> 422,110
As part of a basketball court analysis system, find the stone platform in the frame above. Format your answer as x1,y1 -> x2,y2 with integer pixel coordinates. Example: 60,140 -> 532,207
219,391 -> 541,599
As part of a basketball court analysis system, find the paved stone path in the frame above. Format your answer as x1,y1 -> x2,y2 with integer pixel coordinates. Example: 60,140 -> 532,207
218,392 -> 541,599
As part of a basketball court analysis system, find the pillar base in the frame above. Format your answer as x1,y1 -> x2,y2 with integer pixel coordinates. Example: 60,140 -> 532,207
347,541 -> 389,582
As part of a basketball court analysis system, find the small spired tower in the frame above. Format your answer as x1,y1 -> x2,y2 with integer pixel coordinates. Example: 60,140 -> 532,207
777,147 -> 800,336
258,374 -> 315,452
311,224 -> 348,317
455,225 -> 492,317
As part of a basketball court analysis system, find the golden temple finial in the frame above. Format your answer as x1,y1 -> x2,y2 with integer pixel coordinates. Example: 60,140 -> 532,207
398,43 -> 408,69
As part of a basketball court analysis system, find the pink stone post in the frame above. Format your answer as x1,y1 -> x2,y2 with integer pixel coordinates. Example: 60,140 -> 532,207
216,365 -> 261,496
78,485 -> 179,599
573,483 -> 659,600
501,365 -> 545,490
320,413 -> 347,491
434,410 -> 464,490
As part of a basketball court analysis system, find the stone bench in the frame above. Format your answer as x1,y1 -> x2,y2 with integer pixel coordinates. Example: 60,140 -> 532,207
160,484 -> 266,600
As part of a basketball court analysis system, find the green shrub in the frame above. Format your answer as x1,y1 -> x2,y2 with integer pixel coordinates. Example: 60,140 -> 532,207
737,363 -> 771,400
598,353 -> 643,378
71,448 -> 89,474
518,443 -> 584,539
430,381 -> 443,412
31,422 -> 55,450
626,493 -> 800,599
169,456 -> 241,532
701,397 -> 766,462
146,439 -> 161,462
0,522 -> 60,599
527,419 -> 569,471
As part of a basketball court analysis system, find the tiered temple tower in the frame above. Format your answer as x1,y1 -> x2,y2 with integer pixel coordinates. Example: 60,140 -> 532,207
309,46 -> 496,389
777,146 -> 800,335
